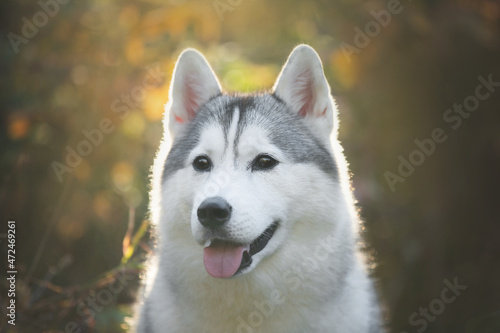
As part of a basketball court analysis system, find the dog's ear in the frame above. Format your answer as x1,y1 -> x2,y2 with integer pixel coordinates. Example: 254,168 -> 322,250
165,49 -> 222,137
273,45 -> 336,136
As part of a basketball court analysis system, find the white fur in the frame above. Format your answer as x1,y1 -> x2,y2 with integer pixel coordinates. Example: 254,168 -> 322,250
135,45 -> 381,333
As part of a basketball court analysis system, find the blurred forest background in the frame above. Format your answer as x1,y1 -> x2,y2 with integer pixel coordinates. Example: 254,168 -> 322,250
1,0 -> 499,332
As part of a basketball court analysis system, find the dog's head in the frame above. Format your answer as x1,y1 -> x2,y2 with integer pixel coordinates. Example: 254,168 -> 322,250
153,45 -> 345,279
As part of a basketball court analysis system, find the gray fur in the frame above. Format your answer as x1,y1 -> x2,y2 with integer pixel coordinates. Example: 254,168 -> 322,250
137,45 -> 382,333
162,93 -> 337,182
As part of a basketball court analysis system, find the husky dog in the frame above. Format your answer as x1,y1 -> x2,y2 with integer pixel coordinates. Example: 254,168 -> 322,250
135,45 -> 381,332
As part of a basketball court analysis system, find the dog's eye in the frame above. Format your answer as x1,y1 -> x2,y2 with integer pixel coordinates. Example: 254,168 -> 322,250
252,154 -> 279,171
193,155 -> 212,172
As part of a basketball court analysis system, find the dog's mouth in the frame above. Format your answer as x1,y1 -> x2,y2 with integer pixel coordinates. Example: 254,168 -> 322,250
203,222 -> 278,279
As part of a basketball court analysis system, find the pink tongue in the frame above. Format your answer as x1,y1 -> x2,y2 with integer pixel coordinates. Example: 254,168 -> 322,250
203,241 -> 249,278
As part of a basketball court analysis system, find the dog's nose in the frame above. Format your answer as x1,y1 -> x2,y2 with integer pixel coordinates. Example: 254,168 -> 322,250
197,197 -> 232,228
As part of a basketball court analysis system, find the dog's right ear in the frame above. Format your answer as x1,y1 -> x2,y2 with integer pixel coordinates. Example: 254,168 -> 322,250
165,49 -> 222,137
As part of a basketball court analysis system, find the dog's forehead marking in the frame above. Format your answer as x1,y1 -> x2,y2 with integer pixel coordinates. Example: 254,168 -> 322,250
192,105 -> 239,162
225,105 -> 240,163
188,124 -> 225,160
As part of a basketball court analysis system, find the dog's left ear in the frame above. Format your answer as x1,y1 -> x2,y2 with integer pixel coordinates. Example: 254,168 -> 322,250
273,45 -> 336,136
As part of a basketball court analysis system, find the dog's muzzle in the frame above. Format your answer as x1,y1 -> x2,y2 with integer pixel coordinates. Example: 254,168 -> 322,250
197,197 -> 278,279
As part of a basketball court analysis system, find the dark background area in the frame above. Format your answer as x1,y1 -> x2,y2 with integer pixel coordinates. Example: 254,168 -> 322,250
1,0 -> 499,332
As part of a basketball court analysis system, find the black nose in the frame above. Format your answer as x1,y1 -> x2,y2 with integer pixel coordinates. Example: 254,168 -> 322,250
197,197 -> 232,228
